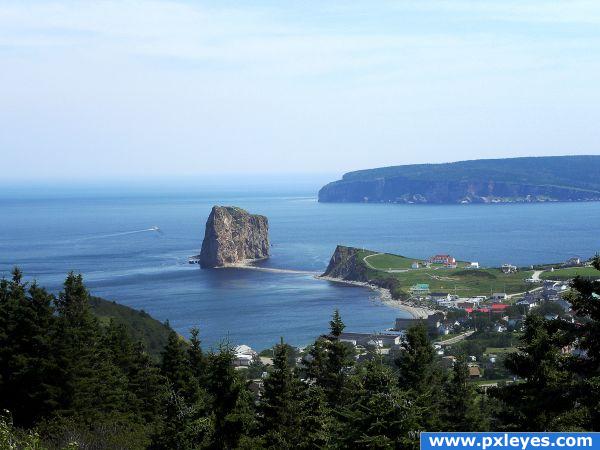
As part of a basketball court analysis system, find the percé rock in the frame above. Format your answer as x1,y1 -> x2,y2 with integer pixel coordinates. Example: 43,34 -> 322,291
318,155 -> 600,204
200,206 -> 270,268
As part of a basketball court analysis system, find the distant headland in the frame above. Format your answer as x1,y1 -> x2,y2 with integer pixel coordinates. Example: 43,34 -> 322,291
318,155 -> 600,204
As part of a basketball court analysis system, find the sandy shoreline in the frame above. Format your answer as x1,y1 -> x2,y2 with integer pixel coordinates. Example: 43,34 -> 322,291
317,276 -> 433,319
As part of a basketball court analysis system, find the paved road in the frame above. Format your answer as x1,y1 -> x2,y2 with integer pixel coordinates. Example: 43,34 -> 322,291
362,253 -> 383,270
434,330 -> 475,346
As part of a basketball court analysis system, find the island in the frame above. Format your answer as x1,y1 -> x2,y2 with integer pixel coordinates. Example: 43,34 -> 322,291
199,205 -> 270,268
318,155 -> 600,204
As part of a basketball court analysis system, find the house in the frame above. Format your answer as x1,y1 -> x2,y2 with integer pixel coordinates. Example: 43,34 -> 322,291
437,324 -> 451,335
233,345 -> 258,367
491,293 -> 508,302
555,298 -> 572,313
491,303 -> 510,313
493,323 -> 507,333
441,356 -> 456,368
457,301 -> 475,310
467,262 -> 480,269
411,262 -> 420,269
410,283 -> 430,295
468,366 -> 482,378
429,254 -> 456,265
430,292 -> 451,302
394,314 -> 442,332
337,332 -> 402,348
501,264 -> 518,274
516,298 -> 538,311
563,256 -> 582,267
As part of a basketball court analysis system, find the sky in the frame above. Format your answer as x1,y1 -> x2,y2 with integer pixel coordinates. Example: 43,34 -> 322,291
1,0 -> 600,182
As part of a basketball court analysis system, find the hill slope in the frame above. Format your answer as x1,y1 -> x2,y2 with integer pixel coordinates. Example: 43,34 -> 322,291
89,296 -> 171,359
318,155 -> 600,204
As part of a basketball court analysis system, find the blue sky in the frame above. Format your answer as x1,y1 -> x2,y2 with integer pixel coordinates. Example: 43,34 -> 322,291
1,0 -> 599,181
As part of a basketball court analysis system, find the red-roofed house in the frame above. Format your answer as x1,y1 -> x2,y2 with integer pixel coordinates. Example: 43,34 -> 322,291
428,254 -> 456,265
491,303 -> 510,313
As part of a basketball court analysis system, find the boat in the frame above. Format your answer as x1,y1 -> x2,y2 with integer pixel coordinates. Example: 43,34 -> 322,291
188,255 -> 201,264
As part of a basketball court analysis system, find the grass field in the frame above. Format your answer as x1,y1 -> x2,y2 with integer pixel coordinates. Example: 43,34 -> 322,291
367,264 -> 533,298
540,266 -> 600,280
485,347 -> 518,355
363,253 -> 420,270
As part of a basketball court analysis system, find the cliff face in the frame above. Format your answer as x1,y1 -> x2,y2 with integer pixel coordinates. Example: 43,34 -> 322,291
321,245 -> 369,281
321,245 -> 406,299
318,156 -> 600,204
199,206 -> 270,268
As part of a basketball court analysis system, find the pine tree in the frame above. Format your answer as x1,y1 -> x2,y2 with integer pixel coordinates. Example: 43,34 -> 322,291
440,355 -> 486,431
336,357 -> 421,449
0,270 -> 58,427
160,329 -> 199,404
330,308 -> 345,337
568,256 -> 600,430
490,314 -> 579,431
188,327 -> 206,384
205,345 -> 256,449
395,323 -> 443,431
52,273 -> 130,422
260,339 -> 304,447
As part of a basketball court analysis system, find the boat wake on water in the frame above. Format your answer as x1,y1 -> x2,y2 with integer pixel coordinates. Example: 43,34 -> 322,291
73,226 -> 162,241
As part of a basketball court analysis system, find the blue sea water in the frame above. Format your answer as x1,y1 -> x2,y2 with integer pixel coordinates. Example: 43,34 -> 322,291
1,182 -> 599,350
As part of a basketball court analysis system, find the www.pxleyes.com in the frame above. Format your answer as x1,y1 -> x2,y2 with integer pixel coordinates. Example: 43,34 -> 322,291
421,433 -> 600,450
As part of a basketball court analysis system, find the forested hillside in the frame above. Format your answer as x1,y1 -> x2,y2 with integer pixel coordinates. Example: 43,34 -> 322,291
89,296 -> 170,359
1,261 -> 599,448
318,155 -> 600,203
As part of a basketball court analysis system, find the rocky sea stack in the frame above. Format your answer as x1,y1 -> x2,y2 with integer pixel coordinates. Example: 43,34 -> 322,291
199,206 -> 270,268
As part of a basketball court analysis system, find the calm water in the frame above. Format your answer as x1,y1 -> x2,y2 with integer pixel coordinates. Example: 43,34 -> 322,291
1,185 -> 599,349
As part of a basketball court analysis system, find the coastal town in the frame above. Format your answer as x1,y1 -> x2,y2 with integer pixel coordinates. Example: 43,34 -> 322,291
232,252 -> 598,391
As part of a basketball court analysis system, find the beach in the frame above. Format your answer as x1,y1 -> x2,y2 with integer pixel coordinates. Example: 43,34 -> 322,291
317,275 -> 434,319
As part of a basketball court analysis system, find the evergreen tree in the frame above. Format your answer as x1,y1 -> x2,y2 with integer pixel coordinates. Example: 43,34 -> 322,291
441,355 -> 486,431
205,345 -> 256,449
490,314 -> 580,431
395,323 -> 443,431
0,270 -> 58,427
52,273 -> 130,422
260,339 -> 304,447
160,329 -> 199,404
188,327 -> 206,384
330,308 -> 345,337
336,357 -> 421,449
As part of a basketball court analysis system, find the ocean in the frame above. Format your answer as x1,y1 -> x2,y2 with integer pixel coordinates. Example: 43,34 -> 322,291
1,181 -> 599,350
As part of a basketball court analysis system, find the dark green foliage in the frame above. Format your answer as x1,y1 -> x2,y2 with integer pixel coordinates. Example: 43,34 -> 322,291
336,357 -> 421,449
319,155 -> 600,203
395,323 -> 443,431
205,345 -> 256,449
306,310 -> 355,407
329,308 -> 345,336
441,355 -> 487,431
89,296 -> 171,359
489,315 -> 581,430
260,339 -> 305,447
3,265 -> 600,448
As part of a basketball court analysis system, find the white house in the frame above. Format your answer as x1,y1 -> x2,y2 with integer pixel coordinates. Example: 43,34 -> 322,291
491,293 -> 508,302
233,345 -> 258,367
